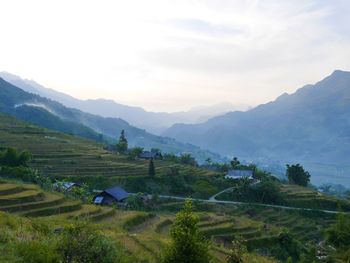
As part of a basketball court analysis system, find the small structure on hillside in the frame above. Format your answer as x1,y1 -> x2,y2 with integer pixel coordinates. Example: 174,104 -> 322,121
53,182 -> 82,192
225,169 -> 253,180
93,186 -> 129,205
139,151 -> 162,160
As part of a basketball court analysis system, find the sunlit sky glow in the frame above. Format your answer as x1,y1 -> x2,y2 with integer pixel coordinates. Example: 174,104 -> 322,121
1,0 -> 350,112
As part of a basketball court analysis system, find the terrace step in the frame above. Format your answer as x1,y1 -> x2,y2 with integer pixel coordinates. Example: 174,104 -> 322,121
0,193 -> 65,213
0,190 -> 44,206
20,201 -> 82,217
89,207 -> 115,221
0,184 -> 26,196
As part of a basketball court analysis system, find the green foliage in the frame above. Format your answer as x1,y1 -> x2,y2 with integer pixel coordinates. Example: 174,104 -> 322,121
220,179 -> 284,205
149,158 -> 156,177
271,231 -> 306,262
163,153 -> 198,167
70,183 -> 94,203
17,240 -> 60,263
326,213 -> 350,248
180,153 -> 198,166
127,146 -> 144,160
0,166 -> 53,189
162,199 -> 211,263
193,179 -> 219,199
0,147 -> 31,167
57,221 -> 118,263
230,157 -> 240,169
286,164 -> 310,186
127,193 -> 146,210
226,237 -> 247,263
116,129 -> 128,153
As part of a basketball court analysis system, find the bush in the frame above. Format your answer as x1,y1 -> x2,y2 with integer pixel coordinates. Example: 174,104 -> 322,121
326,213 -> 350,248
0,166 -> 53,189
57,221 -> 118,263
17,240 -> 60,263
162,200 -> 211,263
0,147 -> 31,167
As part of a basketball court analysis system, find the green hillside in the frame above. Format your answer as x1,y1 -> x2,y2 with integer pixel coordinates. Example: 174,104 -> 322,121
0,113 -> 220,195
0,180 -> 114,220
0,77 -> 222,163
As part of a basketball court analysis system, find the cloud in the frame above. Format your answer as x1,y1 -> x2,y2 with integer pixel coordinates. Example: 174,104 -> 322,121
0,0 -> 350,111
167,19 -> 245,37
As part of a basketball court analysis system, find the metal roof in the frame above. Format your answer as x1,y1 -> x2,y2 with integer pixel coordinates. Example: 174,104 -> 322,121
139,151 -> 155,158
104,186 -> 129,201
226,169 -> 253,178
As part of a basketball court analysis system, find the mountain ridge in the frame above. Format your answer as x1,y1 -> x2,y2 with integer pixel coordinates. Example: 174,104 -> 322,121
0,72 -> 250,134
163,70 -> 350,186
0,77 -> 223,163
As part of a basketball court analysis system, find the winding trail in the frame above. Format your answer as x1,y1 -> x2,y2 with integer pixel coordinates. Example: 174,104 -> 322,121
158,190 -> 348,215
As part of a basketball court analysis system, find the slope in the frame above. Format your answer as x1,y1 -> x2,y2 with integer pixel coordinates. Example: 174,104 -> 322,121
0,77 -> 222,163
0,72 -> 249,134
164,70 -> 350,186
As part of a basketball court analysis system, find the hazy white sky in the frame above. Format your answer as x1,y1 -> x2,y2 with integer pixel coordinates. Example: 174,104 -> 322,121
1,0 -> 350,112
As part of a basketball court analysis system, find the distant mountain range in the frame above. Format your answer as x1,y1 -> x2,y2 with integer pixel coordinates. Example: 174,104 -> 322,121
164,70 -> 350,186
0,77 -> 222,163
0,72 -> 250,134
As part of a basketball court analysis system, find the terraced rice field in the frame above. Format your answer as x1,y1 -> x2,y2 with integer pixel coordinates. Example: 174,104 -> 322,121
0,181 -> 114,221
280,184 -> 350,211
0,114 -> 216,184
157,199 -> 335,255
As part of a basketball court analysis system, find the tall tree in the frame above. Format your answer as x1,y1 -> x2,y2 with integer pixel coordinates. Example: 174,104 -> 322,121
230,157 -> 240,169
286,164 -> 310,186
162,200 -> 211,263
148,158 -> 156,177
116,129 -> 128,153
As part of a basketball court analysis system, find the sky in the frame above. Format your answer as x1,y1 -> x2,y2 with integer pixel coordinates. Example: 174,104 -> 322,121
0,0 -> 350,112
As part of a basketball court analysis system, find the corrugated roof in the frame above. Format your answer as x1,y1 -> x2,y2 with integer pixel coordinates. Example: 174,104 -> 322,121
139,151 -> 155,158
226,169 -> 253,178
104,186 -> 129,201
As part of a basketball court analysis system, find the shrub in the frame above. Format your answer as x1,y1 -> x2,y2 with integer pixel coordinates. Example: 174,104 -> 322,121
162,199 -> 211,263
0,147 -> 31,167
57,221 -> 118,263
17,240 -> 60,263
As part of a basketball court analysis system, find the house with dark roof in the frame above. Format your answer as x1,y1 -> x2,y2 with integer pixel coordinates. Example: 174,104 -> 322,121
93,186 -> 129,205
225,169 -> 253,180
138,151 -> 162,159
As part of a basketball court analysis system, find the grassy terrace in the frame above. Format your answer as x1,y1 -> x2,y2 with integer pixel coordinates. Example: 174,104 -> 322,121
0,114 -> 218,190
0,180 -> 277,262
0,180 -> 114,221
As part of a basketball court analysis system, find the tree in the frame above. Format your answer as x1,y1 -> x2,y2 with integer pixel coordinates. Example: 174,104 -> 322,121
148,158 -> 156,177
205,158 -> 212,166
286,164 -> 310,186
116,130 -> 128,153
180,153 -> 197,166
127,147 -> 144,160
226,237 -> 247,263
230,157 -> 240,169
0,147 -> 31,167
57,221 -> 118,263
326,213 -> 350,248
162,200 -> 211,263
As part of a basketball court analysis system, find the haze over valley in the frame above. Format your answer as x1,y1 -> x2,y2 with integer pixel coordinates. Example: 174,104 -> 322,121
1,1 -> 350,262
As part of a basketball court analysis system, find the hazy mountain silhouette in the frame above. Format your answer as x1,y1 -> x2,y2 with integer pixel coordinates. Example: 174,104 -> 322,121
0,77 -> 222,163
0,72 -> 249,134
164,70 -> 350,186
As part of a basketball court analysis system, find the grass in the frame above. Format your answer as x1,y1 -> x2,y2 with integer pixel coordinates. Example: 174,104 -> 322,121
0,181 -> 115,222
0,114 -> 219,194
